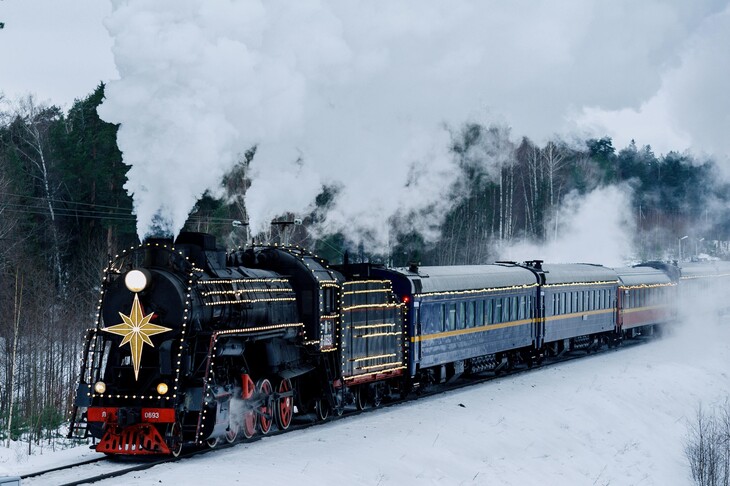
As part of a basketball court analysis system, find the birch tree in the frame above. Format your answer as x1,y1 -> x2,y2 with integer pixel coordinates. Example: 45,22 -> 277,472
2,96 -> 65,291
5,270 -> 22,446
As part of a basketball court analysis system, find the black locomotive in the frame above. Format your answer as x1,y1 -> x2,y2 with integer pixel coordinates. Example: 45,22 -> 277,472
69,232 -> 404,455
68,232 -> 724,456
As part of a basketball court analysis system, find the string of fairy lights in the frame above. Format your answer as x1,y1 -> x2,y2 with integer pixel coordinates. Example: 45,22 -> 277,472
341,279 -> 407,377
76,242 -> 197,411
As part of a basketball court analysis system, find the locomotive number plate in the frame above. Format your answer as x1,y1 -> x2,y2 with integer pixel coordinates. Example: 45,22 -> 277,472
141,408 -> 176,423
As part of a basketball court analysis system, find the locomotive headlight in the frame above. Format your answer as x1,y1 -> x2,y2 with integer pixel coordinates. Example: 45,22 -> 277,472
94,381 -> 106,394
156,383 -> 169,395
125,269 -> 149,292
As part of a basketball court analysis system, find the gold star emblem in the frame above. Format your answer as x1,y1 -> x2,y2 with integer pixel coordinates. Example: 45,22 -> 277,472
102,293 -> 172,380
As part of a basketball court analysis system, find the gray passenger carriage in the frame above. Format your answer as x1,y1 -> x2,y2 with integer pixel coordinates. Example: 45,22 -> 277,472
536,263 -> 620,351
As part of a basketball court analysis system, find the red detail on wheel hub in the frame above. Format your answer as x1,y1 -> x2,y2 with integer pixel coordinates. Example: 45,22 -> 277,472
96,423 -> 171,455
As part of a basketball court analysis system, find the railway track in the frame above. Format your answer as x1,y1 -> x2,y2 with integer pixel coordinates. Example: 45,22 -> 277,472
19,337 -> 649,485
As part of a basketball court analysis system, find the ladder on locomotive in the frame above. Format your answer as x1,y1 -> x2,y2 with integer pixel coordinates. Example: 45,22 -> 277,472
67,329 -> 96,439
319,350 -> 341,412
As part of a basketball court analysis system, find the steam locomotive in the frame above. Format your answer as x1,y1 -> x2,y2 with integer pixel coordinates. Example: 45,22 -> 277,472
67,232 -> 726,456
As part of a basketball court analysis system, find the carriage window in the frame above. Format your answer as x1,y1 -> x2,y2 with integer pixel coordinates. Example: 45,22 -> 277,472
557,293 -> 562,315
494,299 -> 502,324
476,300 -> 484,326
457,301 -> 466,329
532,296 -> 536,318
466,301 -> 475,327
502,298 -> 510,322
519,296 -> 526,320
487,299 -> 494,324
448,303 -> 456,331
441,303 -> 446,331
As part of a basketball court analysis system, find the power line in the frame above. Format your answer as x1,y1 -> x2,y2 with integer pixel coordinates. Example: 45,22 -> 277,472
0,191 -> 243,224
0,190 -> 133,213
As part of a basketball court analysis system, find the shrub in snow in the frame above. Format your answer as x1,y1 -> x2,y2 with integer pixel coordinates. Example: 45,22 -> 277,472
685,400 -> 730,486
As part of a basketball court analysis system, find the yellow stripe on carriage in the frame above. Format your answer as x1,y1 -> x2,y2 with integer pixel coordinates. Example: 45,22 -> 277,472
410,318 -> 535,342
411,306 -> 620,343
543,307 -> 615,321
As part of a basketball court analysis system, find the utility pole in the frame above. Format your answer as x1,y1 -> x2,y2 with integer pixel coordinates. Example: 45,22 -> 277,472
270,218 -> 302,246
678,235 -> 688,262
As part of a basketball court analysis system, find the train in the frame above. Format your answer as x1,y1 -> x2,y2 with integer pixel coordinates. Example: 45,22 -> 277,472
67,231 -> 729,456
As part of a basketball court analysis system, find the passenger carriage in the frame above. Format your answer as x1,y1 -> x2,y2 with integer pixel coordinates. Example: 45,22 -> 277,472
678,261 -> 730,315
536,263 -> 620,353
370,263 -> 540,382
614,265 -> 677,338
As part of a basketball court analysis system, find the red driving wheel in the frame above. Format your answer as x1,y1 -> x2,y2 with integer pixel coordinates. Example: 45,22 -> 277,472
257,379 -> 273,435
275,378 -> 293,430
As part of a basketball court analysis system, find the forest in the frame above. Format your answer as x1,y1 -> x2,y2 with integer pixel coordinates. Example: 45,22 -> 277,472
0,84 -> 729,449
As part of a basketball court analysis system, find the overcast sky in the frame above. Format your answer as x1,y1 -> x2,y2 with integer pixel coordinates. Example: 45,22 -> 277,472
2,0 -> 730,242
0,0 -> 118,107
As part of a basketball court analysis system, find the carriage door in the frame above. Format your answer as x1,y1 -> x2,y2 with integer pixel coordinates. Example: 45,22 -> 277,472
413,300 -> 421,362
320,286 -> 336,350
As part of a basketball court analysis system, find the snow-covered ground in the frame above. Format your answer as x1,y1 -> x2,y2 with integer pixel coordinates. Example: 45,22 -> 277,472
4,317 -> 729,485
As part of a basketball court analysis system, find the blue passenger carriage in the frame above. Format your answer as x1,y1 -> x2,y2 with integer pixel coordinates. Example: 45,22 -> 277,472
371,264 -> 539,384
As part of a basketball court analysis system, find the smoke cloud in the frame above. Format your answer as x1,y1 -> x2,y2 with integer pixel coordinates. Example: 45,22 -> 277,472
98,0 -> 730,242
499,185 -> 637,266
